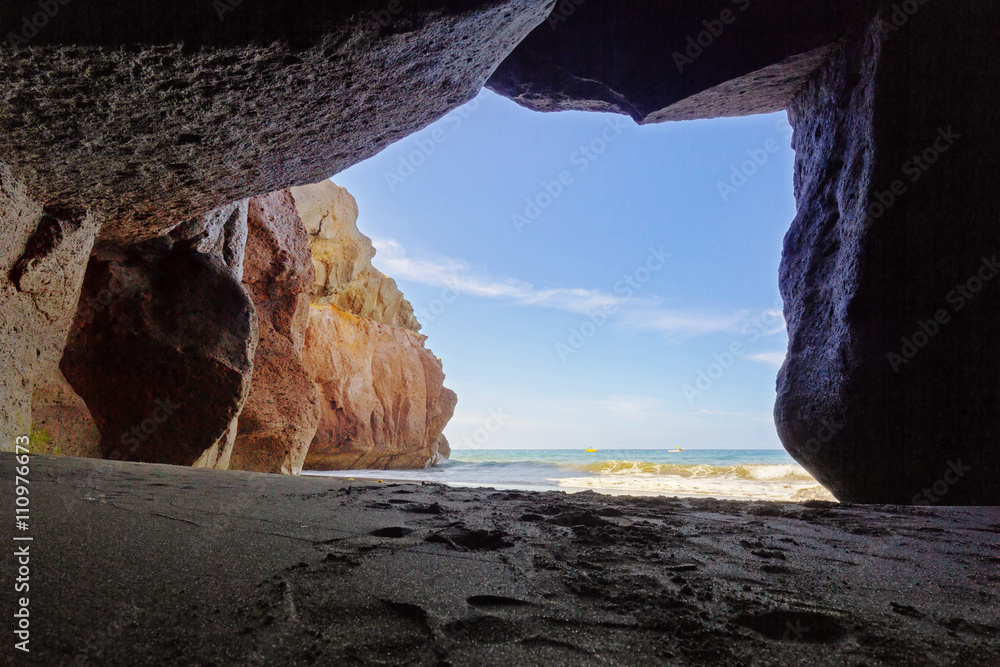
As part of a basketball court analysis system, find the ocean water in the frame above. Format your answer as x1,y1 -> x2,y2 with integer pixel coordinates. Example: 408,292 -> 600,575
306,449 -> 837,502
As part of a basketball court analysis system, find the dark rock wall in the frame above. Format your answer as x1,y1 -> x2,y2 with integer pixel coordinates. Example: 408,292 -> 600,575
777,2 -> 1000,504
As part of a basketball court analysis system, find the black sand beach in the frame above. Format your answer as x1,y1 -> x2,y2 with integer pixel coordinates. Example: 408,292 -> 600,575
5,453 -> 999,666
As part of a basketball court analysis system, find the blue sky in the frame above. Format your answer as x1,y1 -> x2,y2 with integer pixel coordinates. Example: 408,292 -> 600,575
333,89 -> 796,450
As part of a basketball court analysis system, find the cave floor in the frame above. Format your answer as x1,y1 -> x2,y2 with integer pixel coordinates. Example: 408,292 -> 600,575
6,453 -> 999,666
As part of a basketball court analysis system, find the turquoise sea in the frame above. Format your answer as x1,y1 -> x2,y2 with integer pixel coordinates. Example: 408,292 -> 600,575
307,449 -> 836,502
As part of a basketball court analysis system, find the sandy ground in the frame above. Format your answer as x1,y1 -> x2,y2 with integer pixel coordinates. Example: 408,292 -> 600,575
3,453 -> 999,666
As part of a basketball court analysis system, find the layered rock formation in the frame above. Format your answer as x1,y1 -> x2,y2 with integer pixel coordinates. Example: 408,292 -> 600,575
24,177 -> 454,473
291,181 -> 456,470
292,180 -> 420,331
227,191 -> 320,475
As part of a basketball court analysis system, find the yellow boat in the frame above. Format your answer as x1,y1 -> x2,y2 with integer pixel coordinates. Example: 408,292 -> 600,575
667,446 -> 684,453
585,448 -> 599,453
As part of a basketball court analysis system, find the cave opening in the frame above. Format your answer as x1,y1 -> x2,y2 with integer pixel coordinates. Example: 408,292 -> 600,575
305,89 -> 830,501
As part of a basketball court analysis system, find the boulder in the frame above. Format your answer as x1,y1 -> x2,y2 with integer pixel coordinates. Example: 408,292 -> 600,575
776,2 -> 1000,504
227,191 -> 321,475
60,240 -> 258,466
303,305 -> 457,470
488,0 -> 857,123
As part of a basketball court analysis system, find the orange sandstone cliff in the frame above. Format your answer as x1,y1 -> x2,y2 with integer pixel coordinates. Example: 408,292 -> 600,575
291,181 -> 456,470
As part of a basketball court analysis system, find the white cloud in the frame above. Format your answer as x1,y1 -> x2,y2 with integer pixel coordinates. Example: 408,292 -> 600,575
618,307 -> 749,338
374,239 -> 613,314
373,238 -> 760,338
748,352 -> 787,366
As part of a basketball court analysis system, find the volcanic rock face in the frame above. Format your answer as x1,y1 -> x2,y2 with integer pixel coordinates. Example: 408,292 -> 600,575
291,180 -> 456,470
60,240 -> 258,466
775,3 -> 1000,504
227,191 -> 320,475
488,0 -> 857,123
0,0 -> 553,242
303,306 -> 457,470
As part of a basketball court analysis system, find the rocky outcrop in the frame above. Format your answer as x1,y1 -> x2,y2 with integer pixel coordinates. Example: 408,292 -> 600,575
303,306 -> 457,470
0,1 -> 552,242
227,191 -> 320,475
60,239 -> 258,466
775,3 -> 1000,504
291,181 -> 420,332
488,1 -> 857,123
290,180 -> 456,470
25,177 -> 453,473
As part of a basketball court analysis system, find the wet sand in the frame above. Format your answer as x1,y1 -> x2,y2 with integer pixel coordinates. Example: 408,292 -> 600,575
7,453 -> 1000,665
